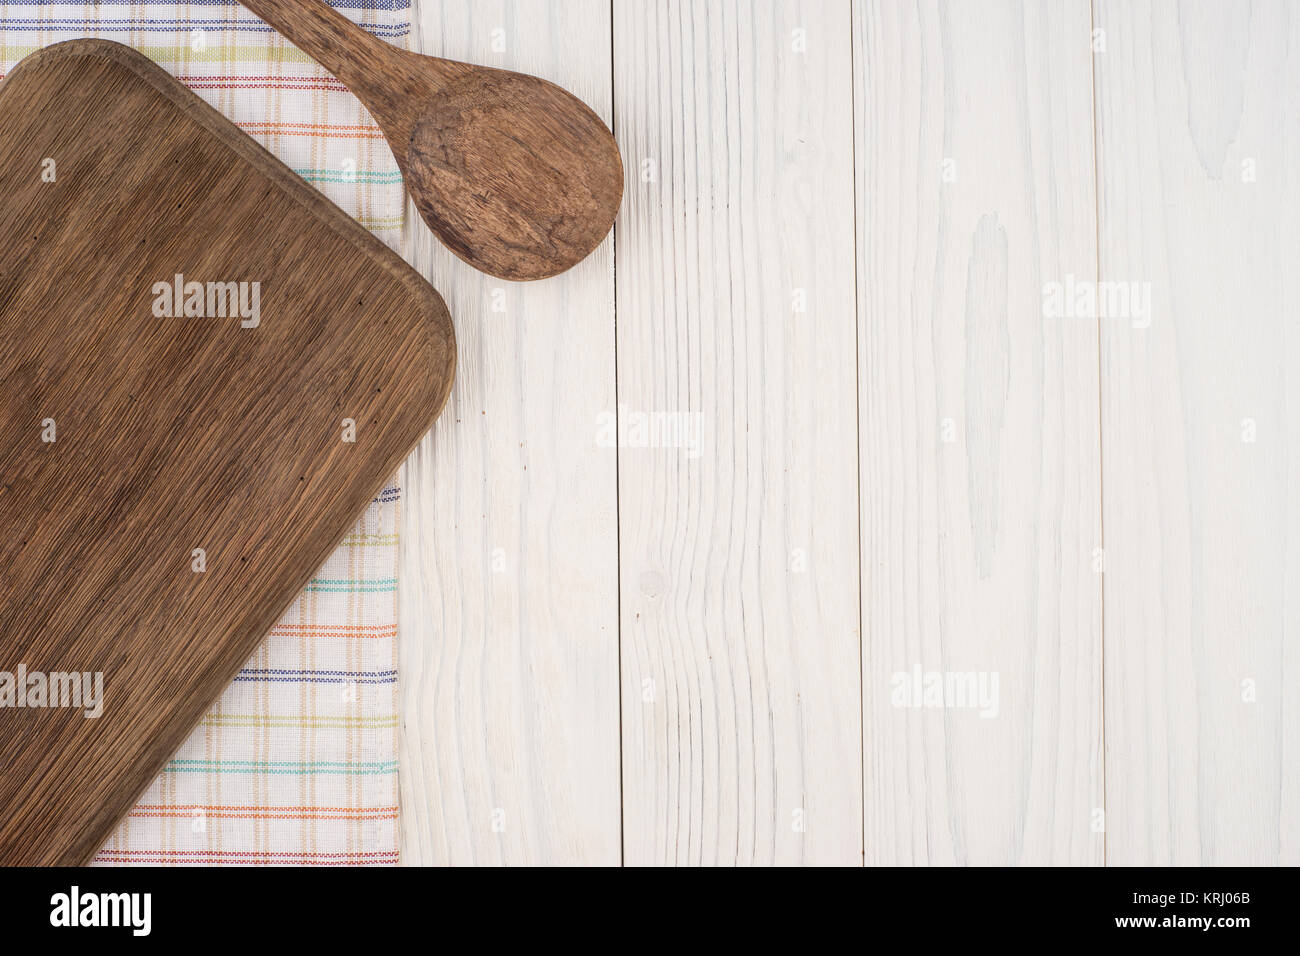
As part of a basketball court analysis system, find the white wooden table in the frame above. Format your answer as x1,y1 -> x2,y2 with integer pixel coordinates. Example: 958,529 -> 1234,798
395,0 -> 1300,865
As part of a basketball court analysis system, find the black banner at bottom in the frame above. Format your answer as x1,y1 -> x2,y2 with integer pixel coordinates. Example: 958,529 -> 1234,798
0,864 -> 1284,944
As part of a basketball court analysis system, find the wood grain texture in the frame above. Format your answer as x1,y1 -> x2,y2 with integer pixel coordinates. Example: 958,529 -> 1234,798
396,0 -> 621,865
0,39 -> 453,866
1095,0 -> 1300,865
388,0 -> 1300,866
614,0 -> 862,866
239,0 -> 623,281
855,0 -> 1103,864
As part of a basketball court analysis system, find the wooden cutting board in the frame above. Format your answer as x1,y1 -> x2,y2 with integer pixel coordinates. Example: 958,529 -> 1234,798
0,39 -> 455,865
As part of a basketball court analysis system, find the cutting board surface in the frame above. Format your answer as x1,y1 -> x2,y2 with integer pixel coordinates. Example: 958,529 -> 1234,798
0,39 -> 455,865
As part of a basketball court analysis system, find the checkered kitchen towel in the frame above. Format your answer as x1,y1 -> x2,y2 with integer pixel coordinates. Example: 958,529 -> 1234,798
0,1 -> 411,865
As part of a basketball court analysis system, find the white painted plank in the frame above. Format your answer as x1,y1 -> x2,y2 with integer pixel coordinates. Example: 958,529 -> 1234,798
855,0 -> 1103,864
614,0 -> 863,866
396,0 -> 621,865
1095,0 -> 1300,865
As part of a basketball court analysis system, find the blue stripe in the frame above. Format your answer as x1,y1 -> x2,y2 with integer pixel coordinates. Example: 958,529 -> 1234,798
239,669 -> 397,677
29,0 -> 411,8
231,676 -> 396,685
0,21 -> 409,37
165,759 -> 397,775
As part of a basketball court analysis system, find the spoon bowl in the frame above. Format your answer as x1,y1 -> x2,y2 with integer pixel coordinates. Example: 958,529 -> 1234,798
239,0 -> 623,281
405,69 -> 623,281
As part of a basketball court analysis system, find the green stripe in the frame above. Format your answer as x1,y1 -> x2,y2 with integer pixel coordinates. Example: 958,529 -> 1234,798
294,169 -> 403,184
304,586 -> 396,593
338,532 -> 399,546
355,216 -> 403,231
305,576 -> 396,593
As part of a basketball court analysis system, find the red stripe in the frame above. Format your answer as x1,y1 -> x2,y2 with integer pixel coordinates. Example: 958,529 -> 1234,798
94,850 -> 398,862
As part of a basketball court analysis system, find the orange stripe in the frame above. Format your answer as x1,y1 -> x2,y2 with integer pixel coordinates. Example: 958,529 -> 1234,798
243,122 -> 379,131
239,122 -> 385,140
267,623 -> 397,639
128,805 -> 397,821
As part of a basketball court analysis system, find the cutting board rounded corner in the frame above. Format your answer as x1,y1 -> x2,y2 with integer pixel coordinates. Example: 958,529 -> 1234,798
0,37 -> 457,427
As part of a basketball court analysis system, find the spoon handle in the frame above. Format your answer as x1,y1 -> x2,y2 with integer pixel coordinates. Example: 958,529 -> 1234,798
238,0 -> 412,117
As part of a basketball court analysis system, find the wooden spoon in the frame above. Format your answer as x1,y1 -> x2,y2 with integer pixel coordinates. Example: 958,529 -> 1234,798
239,0 -> 623,281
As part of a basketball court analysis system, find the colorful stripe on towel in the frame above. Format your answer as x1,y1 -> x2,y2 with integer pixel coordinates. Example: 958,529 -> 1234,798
0,0 -> 411,866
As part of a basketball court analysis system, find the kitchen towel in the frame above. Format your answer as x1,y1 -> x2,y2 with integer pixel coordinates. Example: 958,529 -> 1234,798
0,0 -> 410,865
